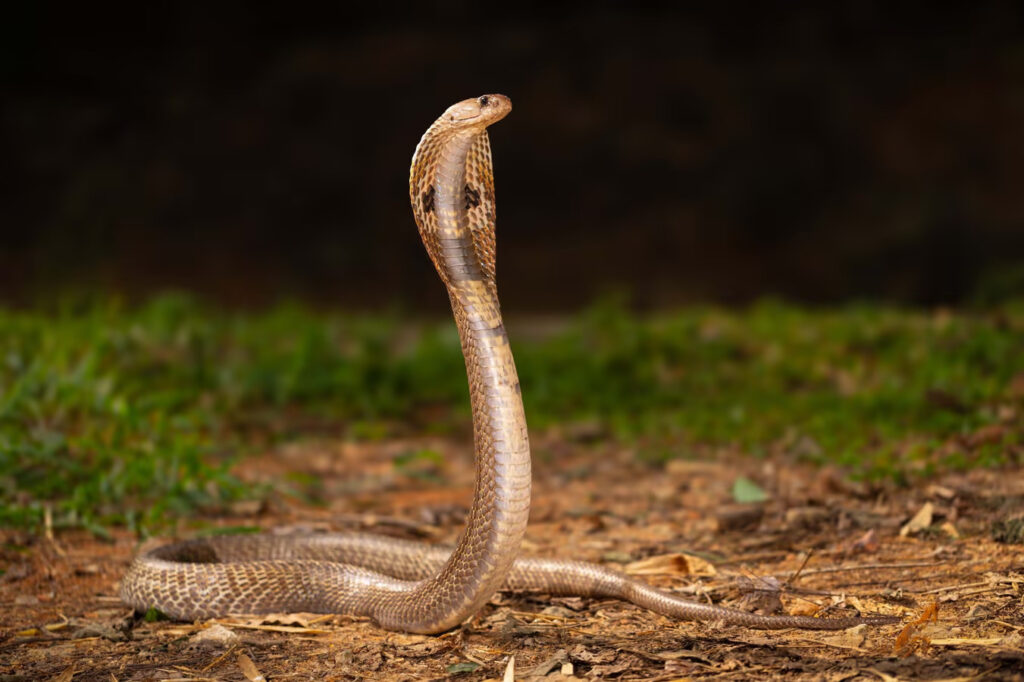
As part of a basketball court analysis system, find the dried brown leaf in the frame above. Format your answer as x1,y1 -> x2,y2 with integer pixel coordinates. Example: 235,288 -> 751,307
238,653 -> 267,682
246,612 -> 317,627
189,623 -> 240,649
526,649 -> 568,677
900,502 -> 934,537
569,645 -> 616,665
50,665 -> 76,682
929,637 -> 1003,646
823,626 -> 868,650
626,552 -> 716,576
848,528 -> 880,554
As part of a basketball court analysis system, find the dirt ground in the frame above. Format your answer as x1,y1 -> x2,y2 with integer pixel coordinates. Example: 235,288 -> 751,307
2,432 -> 1023,681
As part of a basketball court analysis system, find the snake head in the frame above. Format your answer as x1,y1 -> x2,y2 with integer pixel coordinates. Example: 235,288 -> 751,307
445,94 -> 512,127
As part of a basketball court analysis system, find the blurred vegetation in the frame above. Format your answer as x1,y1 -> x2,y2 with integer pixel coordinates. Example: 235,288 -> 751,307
2,294 -> 1022,534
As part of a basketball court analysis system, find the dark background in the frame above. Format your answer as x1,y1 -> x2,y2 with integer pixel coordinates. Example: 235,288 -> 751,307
3,2 -> 1023,312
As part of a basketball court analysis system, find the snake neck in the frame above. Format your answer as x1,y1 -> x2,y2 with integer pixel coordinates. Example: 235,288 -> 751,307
381,125 -> 531,633
441,289 -> 531,617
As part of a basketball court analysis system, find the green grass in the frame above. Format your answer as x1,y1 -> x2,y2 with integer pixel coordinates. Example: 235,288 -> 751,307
2,294 -> 1022,533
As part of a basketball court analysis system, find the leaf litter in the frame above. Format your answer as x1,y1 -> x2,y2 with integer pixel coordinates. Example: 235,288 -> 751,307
2,432 -> 1023,680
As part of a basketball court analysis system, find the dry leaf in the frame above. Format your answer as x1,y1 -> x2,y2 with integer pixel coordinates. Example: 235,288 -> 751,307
1000,631 -> 1024,649
238,653 -> 267,682
386,633 -> 450,658
189,623 -> 240,649
715,504 -> 765,531
788,599 -> 824,617
503,656 -> 515,682
665,460 -> 722,476
50,665 -> 76,682
526,649 -> 568,677
824,627 -> 867,650
569,645 -> 616,665
900,502 -> 934,537
737,590 -> 786,615
927,484 -> 955,499
626,553 -> 716,577
590,662 -> 632,677
249,612 -> 316,627
222,621 -> 331,634
848,528 -> 880,554
785,506 -> 831,529
929,637 -> 1002,646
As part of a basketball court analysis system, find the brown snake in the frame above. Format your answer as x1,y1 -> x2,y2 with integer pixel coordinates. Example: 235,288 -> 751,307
120,95 -> 899,634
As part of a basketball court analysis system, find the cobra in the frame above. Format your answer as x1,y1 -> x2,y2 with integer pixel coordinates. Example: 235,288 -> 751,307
121,95 -> 898,634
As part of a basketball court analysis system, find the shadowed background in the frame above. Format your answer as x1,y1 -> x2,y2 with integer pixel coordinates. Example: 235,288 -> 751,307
1,2 -> 1023,541
3,2 -> 1023,310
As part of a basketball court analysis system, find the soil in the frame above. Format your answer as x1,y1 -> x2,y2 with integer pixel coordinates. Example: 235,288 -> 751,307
2,432 -> 1023,681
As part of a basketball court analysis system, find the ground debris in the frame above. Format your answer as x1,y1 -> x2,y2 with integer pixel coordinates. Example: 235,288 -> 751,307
188,623 -> 240,649
2,442 -> 1022,680
900,502 -> 935,537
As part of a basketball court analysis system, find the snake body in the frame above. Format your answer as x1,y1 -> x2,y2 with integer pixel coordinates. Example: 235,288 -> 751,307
120,95 -> 898,633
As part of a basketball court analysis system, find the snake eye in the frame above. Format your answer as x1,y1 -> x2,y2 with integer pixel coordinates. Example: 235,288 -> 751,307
478,96 -> 490,107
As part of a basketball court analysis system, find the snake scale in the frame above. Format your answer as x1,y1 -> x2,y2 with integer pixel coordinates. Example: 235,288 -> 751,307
121,95 -> 899,634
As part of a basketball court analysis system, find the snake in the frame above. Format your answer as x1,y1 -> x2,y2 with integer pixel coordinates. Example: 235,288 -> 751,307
120,94 -> 899,634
